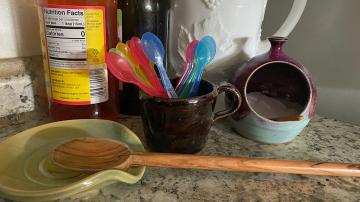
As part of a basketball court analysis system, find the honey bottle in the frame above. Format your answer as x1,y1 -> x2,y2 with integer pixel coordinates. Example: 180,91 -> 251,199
36,0 -> 119,121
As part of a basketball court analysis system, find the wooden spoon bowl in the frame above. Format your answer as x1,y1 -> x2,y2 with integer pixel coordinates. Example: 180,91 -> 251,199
54,138 -> 133,172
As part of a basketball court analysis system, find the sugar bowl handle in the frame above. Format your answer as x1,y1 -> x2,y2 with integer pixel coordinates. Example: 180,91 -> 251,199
213,83 -> 241,121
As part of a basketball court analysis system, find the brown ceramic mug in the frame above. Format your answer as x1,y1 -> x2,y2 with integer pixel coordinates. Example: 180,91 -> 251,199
140,79 -> 241,154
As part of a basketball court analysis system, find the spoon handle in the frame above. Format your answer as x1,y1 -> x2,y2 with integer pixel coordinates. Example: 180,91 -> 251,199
156,62 -> 178,98
178,65 -> 197,98
189,70 -> 205,98
175,40 -> 199,94
179,57 -> 205,98
175,61 -> 194,95
131,152 -> 360,177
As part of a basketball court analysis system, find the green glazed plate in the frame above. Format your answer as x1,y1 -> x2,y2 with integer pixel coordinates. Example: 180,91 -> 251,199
0,119 -> 146,202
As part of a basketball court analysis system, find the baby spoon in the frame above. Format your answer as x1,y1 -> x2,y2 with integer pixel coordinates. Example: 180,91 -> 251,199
107,51 -> 167,98
188,36 -> 216,97
175,40 -> 199,95
129,37 -> 168,98
116,43 -> 153,87
180,36 -> 216,98
141,32 -> 178,98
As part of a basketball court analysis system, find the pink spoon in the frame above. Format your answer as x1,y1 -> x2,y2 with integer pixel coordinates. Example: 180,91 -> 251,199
107,52 -> 167,98
129,37 -> 168,98
175,40 -> 199,94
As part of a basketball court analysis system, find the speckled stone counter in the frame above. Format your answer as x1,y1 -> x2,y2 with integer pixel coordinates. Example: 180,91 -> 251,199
1,111 -> 360,202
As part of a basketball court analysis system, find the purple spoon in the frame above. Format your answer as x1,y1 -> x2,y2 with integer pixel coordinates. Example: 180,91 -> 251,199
175,40 -> 199,94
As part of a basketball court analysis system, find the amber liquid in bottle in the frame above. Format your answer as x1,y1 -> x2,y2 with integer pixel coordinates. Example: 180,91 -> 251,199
37,0 -> 119,121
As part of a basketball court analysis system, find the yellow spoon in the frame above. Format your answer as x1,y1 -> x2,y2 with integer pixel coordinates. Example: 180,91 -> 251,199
116,42 -> 153,88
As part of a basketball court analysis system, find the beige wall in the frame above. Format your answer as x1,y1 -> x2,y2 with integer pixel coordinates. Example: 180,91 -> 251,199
0,0 -> 41,58
262,0 -> 360,125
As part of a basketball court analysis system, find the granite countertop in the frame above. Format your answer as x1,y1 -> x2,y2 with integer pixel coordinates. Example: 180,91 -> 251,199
0,111 -> 360,202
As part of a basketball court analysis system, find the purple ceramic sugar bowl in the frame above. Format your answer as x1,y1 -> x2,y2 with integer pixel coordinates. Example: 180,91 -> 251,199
228,37 -> 317,144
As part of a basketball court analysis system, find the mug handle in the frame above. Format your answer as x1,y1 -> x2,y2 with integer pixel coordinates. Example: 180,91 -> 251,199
213,83 -> 242,122
257,0 -> 307,54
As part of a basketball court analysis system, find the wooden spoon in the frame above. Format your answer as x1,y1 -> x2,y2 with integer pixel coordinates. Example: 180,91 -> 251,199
53,137 -> 360,177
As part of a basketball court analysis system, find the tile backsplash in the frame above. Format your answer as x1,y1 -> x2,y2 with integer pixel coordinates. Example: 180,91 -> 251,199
0,57 -> 47,118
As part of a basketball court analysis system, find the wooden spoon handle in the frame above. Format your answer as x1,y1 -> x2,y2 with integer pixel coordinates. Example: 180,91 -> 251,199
130,153 -> 360,177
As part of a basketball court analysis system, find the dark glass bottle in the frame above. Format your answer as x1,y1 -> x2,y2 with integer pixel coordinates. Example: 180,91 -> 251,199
137,0 -> 170,50
118,0 -> 170,115
118,0 -> 141,115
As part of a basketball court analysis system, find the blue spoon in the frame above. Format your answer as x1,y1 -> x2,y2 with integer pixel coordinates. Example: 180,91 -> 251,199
141,32 -> 178,98
180,36 -> 216,98
189,36 -> 216,97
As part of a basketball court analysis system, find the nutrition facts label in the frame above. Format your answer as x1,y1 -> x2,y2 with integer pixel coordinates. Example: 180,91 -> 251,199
42,6 -> 108,105
44,7 -> 87,68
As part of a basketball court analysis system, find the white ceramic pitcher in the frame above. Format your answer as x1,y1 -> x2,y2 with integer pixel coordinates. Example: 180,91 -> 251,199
168,0 -> 307,75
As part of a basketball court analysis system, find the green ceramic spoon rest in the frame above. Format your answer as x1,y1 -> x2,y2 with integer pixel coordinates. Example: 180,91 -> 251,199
0,119 -> 145,202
